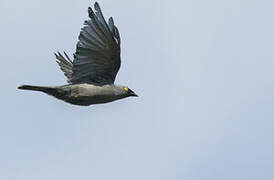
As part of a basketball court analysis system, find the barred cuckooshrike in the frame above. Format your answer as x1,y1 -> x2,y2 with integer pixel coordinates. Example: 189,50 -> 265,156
18,2 -> 138,106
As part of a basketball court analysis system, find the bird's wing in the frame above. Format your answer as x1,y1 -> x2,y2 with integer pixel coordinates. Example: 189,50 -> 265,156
71,2 -> 121,85
55,52 -> 73,83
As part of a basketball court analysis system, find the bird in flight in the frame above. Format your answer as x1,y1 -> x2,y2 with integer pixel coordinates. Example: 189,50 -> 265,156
18,2 -> 138,106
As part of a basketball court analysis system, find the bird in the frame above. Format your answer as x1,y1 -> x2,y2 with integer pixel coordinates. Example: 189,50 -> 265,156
18,2 -> 138,106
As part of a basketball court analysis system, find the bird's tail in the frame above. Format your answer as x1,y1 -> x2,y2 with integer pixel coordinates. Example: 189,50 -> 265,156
18,85 -> 52,93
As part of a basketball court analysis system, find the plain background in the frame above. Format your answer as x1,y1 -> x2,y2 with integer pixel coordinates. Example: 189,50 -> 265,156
1,0 -> 274,179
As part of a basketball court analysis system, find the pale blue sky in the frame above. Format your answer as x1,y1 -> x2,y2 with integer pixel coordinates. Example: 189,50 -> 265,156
1,0 -> 274,179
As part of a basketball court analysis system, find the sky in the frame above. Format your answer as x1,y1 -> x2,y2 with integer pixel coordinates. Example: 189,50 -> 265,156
0,0 -> 274,179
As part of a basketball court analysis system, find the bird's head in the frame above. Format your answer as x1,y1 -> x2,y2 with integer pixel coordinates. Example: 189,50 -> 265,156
115,85 -> 138,97
123,86 -> 138,97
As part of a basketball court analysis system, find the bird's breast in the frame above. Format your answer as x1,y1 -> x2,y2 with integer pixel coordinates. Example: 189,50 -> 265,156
67,84 -> 119,105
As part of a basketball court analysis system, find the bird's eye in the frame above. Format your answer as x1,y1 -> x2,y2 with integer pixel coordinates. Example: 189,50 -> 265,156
124,87 -> 129,91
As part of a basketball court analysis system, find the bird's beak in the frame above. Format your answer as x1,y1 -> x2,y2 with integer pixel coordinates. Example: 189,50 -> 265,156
130,91 -> 138,97
128,89 -> 138,97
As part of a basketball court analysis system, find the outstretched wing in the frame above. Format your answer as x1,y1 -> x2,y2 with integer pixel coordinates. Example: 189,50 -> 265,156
71,2 -> 121,85
55,52 -> 73,83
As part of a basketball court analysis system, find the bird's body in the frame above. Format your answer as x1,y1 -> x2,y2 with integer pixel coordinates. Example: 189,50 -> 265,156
19,84 -> 135,106
18,2 -> 137,106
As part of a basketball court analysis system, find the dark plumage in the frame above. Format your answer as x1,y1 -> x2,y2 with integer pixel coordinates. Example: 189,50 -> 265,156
18,2 -> 137,106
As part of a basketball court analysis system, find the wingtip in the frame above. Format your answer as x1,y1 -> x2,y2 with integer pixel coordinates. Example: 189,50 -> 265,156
88,6 -> 95,18
94,2 -> 99,8
94,2 -> 101,11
